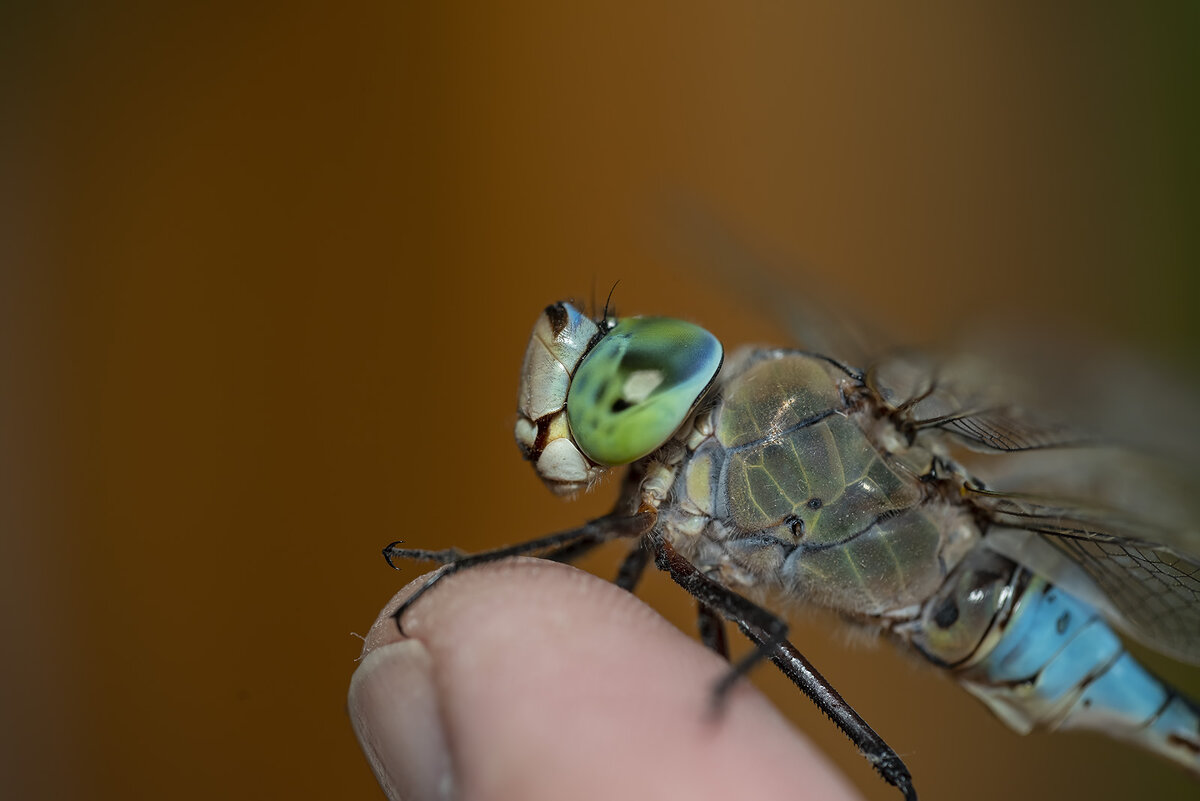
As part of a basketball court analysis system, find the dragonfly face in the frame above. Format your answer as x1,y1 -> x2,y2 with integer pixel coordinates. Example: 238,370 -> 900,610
513,302 -> 605,495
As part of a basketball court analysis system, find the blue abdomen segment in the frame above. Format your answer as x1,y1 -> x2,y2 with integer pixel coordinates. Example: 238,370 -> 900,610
959,576 -> 1200,774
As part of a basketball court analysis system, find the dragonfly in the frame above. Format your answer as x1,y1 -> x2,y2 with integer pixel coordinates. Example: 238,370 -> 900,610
385,297 -> 1200,800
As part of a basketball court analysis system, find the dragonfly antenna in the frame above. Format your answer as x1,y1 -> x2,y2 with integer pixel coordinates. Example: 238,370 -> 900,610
603,280 -> 620,325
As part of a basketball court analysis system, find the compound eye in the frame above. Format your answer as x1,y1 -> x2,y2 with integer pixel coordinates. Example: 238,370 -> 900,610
566,317 -> 722,465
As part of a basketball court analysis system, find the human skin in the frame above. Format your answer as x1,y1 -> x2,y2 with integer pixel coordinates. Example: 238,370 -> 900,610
349,557 -> 864,801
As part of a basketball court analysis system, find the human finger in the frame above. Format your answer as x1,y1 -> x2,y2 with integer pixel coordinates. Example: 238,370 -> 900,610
349,557 -> 863,801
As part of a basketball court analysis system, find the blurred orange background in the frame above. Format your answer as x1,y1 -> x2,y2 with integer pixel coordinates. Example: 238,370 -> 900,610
2,4 -> 1197,800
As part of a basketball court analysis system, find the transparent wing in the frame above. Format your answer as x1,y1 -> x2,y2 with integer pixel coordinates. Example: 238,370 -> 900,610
868,351 -> 1092,453
969,487 -> 1200,665
871,352 -> 1200,536
927,411 -> 1088,452
662,196 -> 892,367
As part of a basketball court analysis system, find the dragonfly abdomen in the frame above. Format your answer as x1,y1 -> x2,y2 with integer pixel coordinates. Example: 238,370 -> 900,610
910,548 -> 1200,774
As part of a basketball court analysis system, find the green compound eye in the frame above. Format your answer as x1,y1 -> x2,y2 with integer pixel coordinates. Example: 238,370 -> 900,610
567,316 -> 723,465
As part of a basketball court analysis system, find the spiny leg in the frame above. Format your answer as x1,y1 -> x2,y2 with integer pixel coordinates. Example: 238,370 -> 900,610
650,533 -> 917,801
382,545 -> 465,568
539,524 -> 656,576
383,507 -> 656,634
736,620 -> 917,801
696,602 -> 729,660
648,531 -> 789,704
615,542 -> 652,592
541,536 -> 606,565
544,534 -> 652,591
619,539 -> 731,657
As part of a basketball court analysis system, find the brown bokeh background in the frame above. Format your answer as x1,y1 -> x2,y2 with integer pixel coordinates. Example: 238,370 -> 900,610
3,4 -> 1198,800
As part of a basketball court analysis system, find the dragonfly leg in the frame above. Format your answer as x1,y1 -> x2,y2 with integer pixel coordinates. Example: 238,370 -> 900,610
384,507 -> 656,635
614,542 -> 651,592
650,533 -> 918,801
696,602 -> 729,659
382,543 -> 466,567
540,537 -> 606,564
736,621 -> 918,801
648,530 -> 789,687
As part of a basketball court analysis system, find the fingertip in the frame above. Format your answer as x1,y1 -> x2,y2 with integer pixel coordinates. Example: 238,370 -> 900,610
350,639 -> 454,801
351,559 -> 864,801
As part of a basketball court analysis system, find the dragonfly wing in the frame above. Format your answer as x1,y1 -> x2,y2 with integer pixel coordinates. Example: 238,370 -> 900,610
662,197 -> 892,367
971,488 -> 1200,665
920,408 -> 1090,452
868,351 -> 1092,453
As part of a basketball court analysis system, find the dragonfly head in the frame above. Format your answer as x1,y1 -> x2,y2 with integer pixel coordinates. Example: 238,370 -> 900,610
515,301 -> 723,496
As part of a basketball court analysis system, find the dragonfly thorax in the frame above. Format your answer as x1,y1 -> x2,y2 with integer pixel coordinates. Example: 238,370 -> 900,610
658,349 -> 981,619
